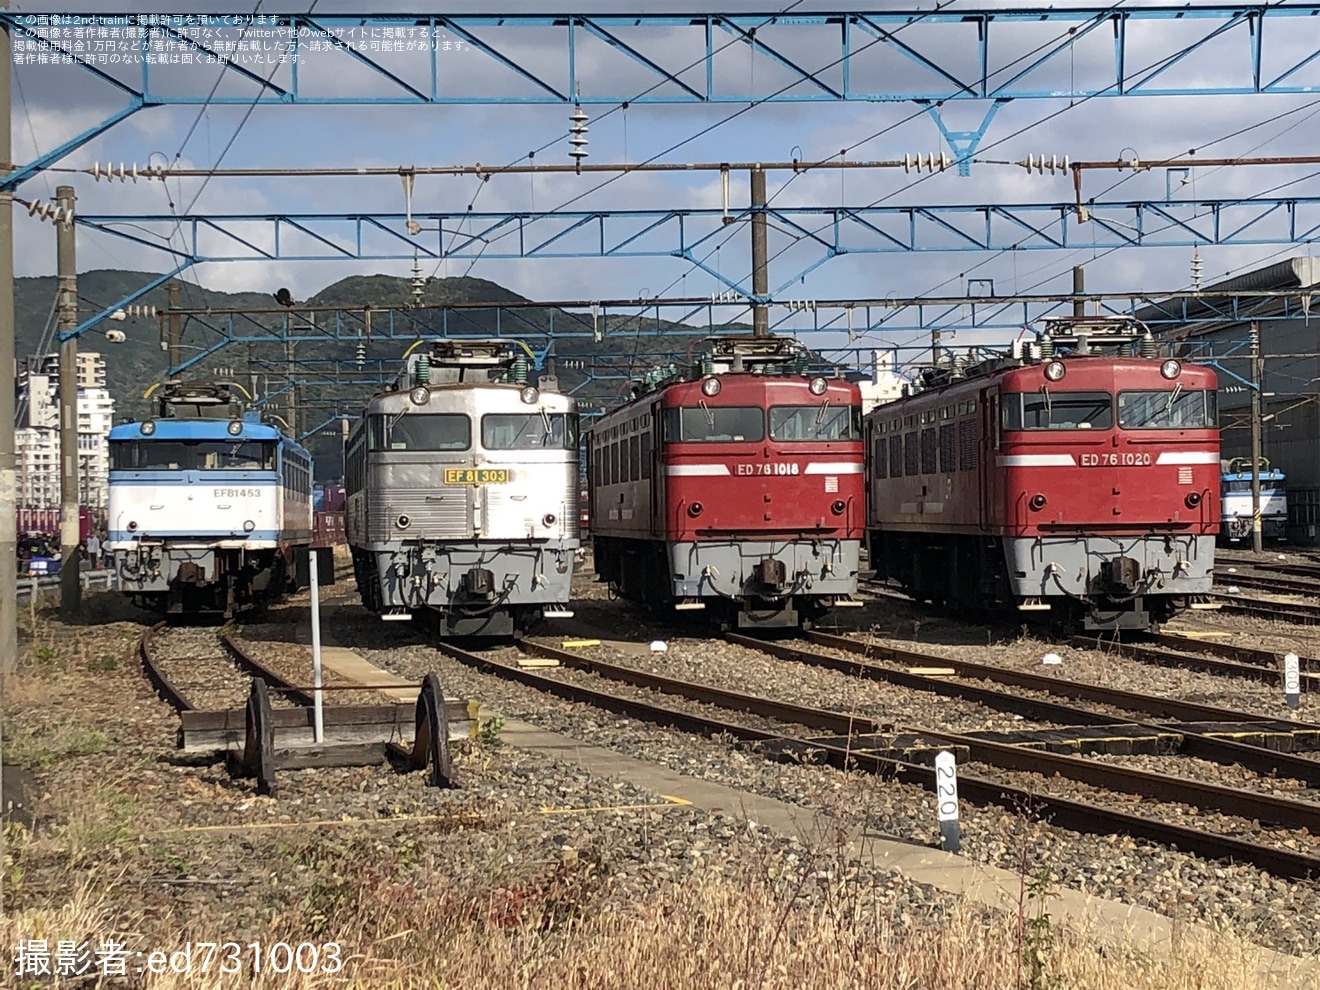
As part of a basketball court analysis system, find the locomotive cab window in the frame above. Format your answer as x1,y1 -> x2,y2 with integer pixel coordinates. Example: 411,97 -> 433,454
111,440 -> 276,471
200,441 -> 277,471
1117,390 -> 1217,429
1002,391 -> 1113,431
369,413 -> 471,452
768,405 -> 862,442
481,413 -> 579,450
663,406 -> 764,443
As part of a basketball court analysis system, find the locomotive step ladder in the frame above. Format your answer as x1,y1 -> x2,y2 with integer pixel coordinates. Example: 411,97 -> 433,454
192,673 -> 477,798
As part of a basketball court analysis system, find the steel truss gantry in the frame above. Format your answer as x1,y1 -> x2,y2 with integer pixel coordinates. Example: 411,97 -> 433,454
12,5 -> 1320,189
64,195 -> 1320,340
151,288 -> 1320,385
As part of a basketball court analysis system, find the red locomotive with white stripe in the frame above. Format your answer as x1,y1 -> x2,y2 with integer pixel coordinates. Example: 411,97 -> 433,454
865,318 -> 1220,631
587,336 -> 865,629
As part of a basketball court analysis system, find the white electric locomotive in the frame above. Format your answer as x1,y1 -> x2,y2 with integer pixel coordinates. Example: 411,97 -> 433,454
107,381 -> 314,615
344,339 -> 579,638
1220,458 -> 1288,544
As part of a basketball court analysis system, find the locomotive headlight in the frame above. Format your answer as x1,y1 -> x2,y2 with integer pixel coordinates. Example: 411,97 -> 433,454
520,386 -> 539,404
543,513 -> 557,526
127,520 -> 138,531
243,520 -> 256,532
395,514 -> 411,529
410,387 -> 430,406
1185,492 -> 1202,508
1161,359 -> 1182,380
1029,494 -> 1047,511
701,377 -> 721,397
1043,361 -> 1066,382
139,420 -> 156,436
687,502 -> 704,517
809,377 -> 828,396
227,419 -> 243,436
830,500 -> 846,515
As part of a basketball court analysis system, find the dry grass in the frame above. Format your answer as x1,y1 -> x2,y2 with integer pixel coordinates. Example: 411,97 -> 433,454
0,870 -> 1297,990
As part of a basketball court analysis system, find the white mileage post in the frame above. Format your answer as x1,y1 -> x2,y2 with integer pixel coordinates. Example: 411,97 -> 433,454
1284,653 -> 1301,711
935,750 -> 961,854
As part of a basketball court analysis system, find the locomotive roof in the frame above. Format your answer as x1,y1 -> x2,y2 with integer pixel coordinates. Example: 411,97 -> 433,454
108,417 -> 304,448
589,333 -> 846,420
1222,470 -> 1286,482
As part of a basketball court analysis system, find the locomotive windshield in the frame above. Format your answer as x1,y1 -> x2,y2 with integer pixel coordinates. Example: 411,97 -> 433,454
663,406 -> 764,443
1118,390 -> 1217,429
1002,391 -> 1112,431
481,413 -> 578,450
769,405 -> 862,442
368,413 -> 471,451
110,440 -> 276,471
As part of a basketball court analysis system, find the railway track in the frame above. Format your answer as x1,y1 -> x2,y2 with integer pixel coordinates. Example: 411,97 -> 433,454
137,623 -> 437,760
1213,593 -> 1320,624
139,622 -> 310,712
1215,571 -> 1320,598
436,634 -> 1320,880
1085,632 -> 1320,690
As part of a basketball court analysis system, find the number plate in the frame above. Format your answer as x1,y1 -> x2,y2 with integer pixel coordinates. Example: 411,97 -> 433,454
1079,453 -> 1152,467
444,468 -> 509,485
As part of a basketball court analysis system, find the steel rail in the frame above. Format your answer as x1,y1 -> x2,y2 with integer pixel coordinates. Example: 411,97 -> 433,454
1080,636 -> 1320,691
1215,573 -> 1320,597
1155,633 -> 1319,671
138,621 -> 198,713
790,631 -> 1267,725
736,632 -> 1320,788
1215,596 -> 1320,624
528,638 -> 1320,822
441,637 -> 1320,880
218,630 -> 316,706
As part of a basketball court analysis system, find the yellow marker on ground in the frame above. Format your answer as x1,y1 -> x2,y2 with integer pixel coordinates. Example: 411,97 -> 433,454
562,638 -> 602,648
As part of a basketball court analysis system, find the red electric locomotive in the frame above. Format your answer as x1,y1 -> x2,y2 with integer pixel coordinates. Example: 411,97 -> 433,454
587,336 -> 865,629
865,318 -> 1220,631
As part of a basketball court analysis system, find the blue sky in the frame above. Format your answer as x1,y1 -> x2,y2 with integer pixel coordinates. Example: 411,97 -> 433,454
15,1 -> 1320,365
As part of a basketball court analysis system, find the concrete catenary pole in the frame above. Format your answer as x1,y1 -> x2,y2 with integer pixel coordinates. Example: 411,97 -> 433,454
1250,321 -> 1264,554
1072,266 -> 1085,318
0,0 -> 14,915
750,165 -> 768,338
57,185 -> 81,617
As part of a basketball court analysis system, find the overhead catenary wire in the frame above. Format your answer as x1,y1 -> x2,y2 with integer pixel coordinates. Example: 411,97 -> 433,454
607,0 -> 1137,344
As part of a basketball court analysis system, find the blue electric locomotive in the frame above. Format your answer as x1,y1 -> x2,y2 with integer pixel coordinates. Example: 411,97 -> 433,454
107,382 -> 314,615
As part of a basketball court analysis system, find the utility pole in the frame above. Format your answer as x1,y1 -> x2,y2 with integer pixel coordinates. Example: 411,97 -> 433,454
1,0 -> 14,917
167,279 -> 181,375
750,165 -> 768,337
57,185 -> 81,617
1249,321 -> 1264,554
1072,266 -> 1085,318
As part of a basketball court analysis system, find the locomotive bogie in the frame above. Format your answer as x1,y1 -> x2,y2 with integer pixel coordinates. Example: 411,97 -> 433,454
115,545 -> 293,614
351,543 -> 574,637
1004,533 -> 1214,630
594,533 -> 859,628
